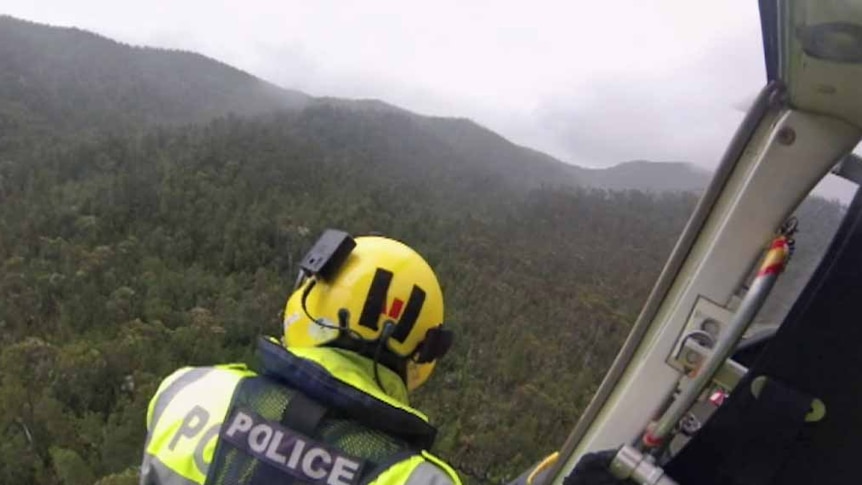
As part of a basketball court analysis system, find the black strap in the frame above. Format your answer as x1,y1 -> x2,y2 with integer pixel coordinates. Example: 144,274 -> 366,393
281,392 -> 327,436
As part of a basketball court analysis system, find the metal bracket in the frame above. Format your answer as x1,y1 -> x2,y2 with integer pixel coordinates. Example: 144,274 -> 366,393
831,153 -> 862,185
669,297 -> 733,372
674,339 -> 749,390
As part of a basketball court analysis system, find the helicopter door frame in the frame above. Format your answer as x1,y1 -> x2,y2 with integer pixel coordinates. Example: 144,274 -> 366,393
547,84 -> 861,484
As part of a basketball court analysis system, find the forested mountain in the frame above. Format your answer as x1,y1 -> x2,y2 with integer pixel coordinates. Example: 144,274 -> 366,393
0,15 -> 309,136
0,15 -> 846,485
0,15 -> 711,193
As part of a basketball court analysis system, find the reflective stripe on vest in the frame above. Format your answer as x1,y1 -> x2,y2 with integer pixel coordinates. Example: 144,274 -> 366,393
144,364 -> 254,484
368,454 -> 461,485
420,451 -> 462,485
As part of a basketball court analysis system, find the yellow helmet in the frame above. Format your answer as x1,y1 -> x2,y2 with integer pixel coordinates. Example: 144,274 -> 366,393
283,231 -> 452,390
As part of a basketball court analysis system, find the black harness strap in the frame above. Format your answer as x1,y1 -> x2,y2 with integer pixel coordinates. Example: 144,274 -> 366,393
281,392 -> 327,436
257,338 -> 438,450
280,394 -> 420,485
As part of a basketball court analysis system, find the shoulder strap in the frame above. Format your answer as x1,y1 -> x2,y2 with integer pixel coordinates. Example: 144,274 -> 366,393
257,337 -> 438,449
281,391 -> 327,436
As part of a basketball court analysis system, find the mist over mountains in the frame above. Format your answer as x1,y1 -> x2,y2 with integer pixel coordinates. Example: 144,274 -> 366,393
0,14 -> 711,193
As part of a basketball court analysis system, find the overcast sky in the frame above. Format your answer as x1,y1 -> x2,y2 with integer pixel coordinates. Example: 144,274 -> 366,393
4,0 -> 772,170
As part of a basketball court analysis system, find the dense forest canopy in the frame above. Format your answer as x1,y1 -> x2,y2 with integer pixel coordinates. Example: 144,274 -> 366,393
0,15 -> 846,485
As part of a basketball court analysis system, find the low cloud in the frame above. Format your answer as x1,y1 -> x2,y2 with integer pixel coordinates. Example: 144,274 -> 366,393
509,35 -> 764,168
4,0 -> 768,172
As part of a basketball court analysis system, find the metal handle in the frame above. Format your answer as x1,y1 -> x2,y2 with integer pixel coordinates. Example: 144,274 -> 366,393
610,445 -> 678,485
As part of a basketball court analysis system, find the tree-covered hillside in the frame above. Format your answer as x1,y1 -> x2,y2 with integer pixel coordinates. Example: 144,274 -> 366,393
0,15 -> 847,485
0,108 -> 694,483
0,15 -> 309,137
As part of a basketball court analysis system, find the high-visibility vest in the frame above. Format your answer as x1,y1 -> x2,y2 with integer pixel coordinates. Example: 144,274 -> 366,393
141,339 -> 460,485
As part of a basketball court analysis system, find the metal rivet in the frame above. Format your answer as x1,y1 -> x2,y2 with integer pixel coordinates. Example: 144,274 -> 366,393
778,127 -> 796,145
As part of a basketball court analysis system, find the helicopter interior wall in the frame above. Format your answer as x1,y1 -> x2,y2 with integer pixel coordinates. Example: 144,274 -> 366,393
664,185 -> 862,485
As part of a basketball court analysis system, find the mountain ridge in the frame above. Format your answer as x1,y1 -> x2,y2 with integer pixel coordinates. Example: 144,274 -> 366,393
581,160 -> 711,192
0,15 -> 310,132
0,14 -> 710,193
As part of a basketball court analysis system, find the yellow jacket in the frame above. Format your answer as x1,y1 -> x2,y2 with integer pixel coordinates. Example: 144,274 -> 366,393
141,337 -> 460,485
